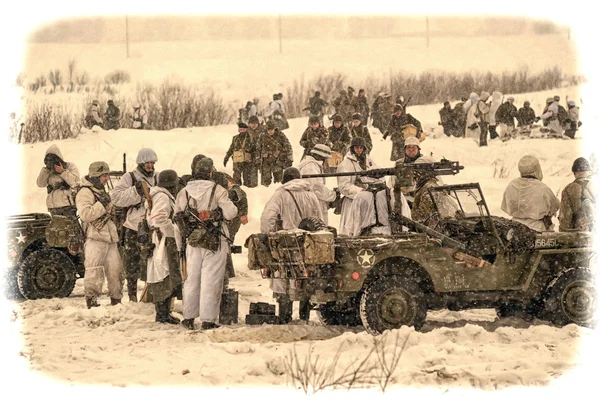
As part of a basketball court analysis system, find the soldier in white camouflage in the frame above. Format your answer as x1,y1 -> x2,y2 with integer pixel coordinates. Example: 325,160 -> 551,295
76,161 -> 124,309
110,148 -> 159,302
257,120 -> 293,186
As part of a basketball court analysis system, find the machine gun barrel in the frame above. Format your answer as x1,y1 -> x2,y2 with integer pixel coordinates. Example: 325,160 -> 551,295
301,160 -> 464,179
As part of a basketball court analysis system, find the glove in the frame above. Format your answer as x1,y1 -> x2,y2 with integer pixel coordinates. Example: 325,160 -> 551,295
534,117 -> 541,122
46,185 -> 53,194
224,156 -> 229,167
97,191 -> 111,207
134,180 -> 145,197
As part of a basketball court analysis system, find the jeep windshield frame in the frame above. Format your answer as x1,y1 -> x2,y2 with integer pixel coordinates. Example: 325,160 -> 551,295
427,183 -> 506,251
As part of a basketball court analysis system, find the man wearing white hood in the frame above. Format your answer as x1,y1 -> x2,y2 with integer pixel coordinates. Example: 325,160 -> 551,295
297,144 -> 337,226
111,148 -> 159,302
36,144 -> 80,218
540,97 -> 564,138
175,158 -> 237,330
465,92 -> 480,142
476,91 -> 491,146
260,167 -> 323,323
337,137 -> 393,236
501,155 -> 560,232
260,167 -> 323,233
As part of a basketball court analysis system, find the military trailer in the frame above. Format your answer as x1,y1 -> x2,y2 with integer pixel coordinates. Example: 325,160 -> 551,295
246,162 -> 596,335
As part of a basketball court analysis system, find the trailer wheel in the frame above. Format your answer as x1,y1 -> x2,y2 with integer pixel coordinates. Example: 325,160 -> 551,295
17,248 -> 77,300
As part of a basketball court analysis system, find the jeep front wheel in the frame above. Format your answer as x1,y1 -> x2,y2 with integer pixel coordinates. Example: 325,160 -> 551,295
360,275 -> 427,335
543,268 -> 596,328
17,248 -> 77,300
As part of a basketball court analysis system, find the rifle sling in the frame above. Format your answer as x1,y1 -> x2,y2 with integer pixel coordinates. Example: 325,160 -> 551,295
284,189 -> 303,220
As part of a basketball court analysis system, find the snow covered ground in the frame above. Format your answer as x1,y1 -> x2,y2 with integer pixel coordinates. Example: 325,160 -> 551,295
2,82 -> 599,397
3,4 -> 600,397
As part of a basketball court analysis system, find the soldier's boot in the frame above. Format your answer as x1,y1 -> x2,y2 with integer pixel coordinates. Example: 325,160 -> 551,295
156,298 -> 180,324
201,321 -> 221,330
299,299 -> 311,322
277,295 -> 293,325
127,279 -> 138,302
181,318 -> 195,330
110,297 -> 122,306
86,297 -> 100,309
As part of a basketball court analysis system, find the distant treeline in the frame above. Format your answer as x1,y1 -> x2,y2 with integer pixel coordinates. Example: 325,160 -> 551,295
28,16 -> 566,43
13,65 -> 582,144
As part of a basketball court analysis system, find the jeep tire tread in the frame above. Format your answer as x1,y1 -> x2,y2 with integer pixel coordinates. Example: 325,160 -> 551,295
317,295 -> 363,327
17,248 -> 77,300
360,275 -> 427,335
542,268 -> 596,328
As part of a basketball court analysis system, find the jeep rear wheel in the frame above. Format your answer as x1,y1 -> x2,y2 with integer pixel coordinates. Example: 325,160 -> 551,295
360,275 -> 427,335
543,268 -> 596,328
317,295 -> 363,327
17,248 -> 77,300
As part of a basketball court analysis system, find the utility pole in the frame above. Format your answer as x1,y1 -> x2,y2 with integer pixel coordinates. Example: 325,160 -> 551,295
278,14 -> 282,54
426,15 -> 430,48
125,15 -> 130,58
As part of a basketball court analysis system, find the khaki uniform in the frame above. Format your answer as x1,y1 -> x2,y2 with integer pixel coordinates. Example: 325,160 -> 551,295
225,131 -> 256,187
559,177 -> 595,232
257,129 -> 293,186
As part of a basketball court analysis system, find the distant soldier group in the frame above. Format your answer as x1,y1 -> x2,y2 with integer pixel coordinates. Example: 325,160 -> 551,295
439,92 -> 582,145
224,118 -> 293,188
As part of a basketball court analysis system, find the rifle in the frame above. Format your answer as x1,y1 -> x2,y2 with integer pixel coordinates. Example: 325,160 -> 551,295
138,180 -> 154,303
185,209 -> 234,245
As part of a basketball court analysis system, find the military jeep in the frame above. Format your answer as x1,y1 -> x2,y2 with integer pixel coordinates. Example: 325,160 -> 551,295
5,213 -> 85,299
246,165 -> 596,335
4,162 -> 126,300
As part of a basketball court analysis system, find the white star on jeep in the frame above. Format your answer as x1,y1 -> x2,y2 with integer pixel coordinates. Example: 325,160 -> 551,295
16,232 -> 26,244
357,249 -> 374,267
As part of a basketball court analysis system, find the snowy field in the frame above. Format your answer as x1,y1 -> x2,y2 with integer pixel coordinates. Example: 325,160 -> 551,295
3,5 -> 600,397
2,83 -> 600,396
